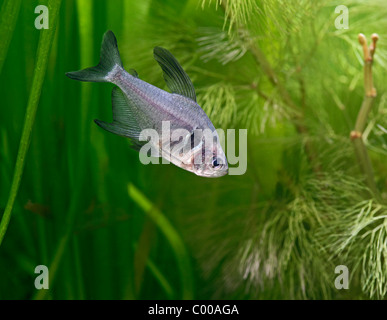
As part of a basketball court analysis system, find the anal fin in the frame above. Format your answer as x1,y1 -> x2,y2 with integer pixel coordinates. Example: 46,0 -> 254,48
95,87 -> 144,151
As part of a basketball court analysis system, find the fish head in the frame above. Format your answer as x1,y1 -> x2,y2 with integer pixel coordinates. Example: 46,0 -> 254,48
194,149 -> 228,178
189,129 -> 228,178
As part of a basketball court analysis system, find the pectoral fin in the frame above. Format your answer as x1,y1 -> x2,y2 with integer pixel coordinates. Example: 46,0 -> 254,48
153,47 -> 196,102
129,68 -> 139,78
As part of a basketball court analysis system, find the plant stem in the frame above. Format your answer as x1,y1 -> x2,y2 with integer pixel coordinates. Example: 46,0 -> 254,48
248,44 -> 300,114
128,183 -> 194,300
0,0 -> 62,247
0,0 -> 22,75
351,34 -> 380,199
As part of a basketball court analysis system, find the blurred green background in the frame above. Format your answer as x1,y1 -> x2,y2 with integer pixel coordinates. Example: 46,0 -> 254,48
1,0 -> 387,299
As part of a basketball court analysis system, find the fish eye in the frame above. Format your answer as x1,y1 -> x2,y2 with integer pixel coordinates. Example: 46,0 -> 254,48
211,157 -> 222,169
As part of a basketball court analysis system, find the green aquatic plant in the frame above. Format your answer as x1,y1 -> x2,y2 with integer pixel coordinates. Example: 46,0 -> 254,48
0,0 -> 21,74
183,0 -> 387,299
0,0 -> 62,246
1,0 -> 387,300
128,183 -> 193,299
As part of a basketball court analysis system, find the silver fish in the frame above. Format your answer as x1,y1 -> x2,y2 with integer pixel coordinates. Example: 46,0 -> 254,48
66,31 -> 228,178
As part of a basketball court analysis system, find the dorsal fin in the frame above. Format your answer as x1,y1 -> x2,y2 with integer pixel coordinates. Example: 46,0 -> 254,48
153,47 -> 196,102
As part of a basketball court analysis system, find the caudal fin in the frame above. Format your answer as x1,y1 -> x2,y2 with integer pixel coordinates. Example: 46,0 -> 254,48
66,30 -> 123,82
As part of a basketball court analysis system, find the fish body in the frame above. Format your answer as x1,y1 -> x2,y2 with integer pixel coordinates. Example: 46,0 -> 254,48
107,65 -> 214,134
66,31 -> 228,177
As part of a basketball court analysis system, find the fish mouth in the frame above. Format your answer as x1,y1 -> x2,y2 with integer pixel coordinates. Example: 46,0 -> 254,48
195,168 -> 229,178
166,151 -> 228,178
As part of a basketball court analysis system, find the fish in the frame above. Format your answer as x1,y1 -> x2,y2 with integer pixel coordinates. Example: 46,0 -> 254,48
66,30 -> 228,178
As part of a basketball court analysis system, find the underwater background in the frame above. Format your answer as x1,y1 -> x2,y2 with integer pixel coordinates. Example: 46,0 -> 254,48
1,0 -> 387,299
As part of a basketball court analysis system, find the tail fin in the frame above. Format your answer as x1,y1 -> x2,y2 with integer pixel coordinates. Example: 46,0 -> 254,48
66,30 -> 123,82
